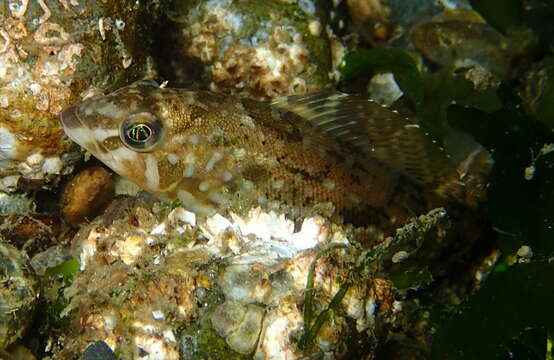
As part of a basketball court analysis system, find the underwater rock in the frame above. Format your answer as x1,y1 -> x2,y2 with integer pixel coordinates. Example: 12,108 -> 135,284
411,9 -> 535,82
0,0 -> 165,191
0,192 -> 35,214
0,213 -> 62,257
47,193 -> 479,359
167,0 -> 337,99
0,240 -> 39,350
522,57 -> 554,130
61,165 -> 115,227
344,0 -> 472,45
82,340 -> 118,360
4,343 -> 37,360
29,245 -> 73,276
51,196 -> 371,359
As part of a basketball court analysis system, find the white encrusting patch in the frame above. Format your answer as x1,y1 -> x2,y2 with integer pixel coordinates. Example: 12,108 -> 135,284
167,153 -> 179,165
145,155 -> 160,190
62,125 -> 98,153
239,114 -> 256,128
94,101 -> 129,119
222,171 -> 233,182
272,178 -> 284,190
174,135 -> 186,145
183,153 -> 196,178
232,148 -> 246,160
188,134 -> 200,146
109,146 -> 140,167
205,152 -> 223,171
198,180 -> 210,192
178,189 -> 212,215
92,127 -> 120,142
208,191 -> 226,204
178,190 -> 196,205
183,163 -> 195,178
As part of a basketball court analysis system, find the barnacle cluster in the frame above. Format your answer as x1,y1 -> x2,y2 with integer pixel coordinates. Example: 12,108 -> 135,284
53,197 -> 378,359
173,0 -> 334,99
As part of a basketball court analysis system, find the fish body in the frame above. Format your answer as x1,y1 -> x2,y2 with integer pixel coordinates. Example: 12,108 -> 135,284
61,82 -> 489,229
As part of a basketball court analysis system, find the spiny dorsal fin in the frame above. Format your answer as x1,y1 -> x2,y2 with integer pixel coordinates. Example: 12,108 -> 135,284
272,91 -> 491,206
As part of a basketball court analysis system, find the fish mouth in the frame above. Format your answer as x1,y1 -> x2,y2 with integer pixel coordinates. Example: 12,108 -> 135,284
60,105 -> 114,163
60,105 -> 82,133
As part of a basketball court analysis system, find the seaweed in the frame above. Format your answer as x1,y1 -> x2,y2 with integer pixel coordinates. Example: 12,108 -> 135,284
339,2 -> 554,357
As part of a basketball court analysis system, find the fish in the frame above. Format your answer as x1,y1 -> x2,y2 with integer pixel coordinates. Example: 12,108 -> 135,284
60,81 -> 490,229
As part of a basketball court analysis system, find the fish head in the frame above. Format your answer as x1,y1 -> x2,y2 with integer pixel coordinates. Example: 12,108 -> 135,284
60,81 -> 217,204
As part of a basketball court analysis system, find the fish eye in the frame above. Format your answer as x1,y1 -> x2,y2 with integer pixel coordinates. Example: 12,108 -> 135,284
120,112 -> 163,152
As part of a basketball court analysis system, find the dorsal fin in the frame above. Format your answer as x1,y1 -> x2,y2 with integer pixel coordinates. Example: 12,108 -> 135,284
272,91 -> 492,206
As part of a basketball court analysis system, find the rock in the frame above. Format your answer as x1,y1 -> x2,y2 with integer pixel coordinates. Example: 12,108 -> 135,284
344,0 -> 472,45
81,340 -> 118,360
0,213 -> 62,257
411,9 -> 535,80
0,240 -> 39,350
5,344 -> 37,360
61,165 -> 114,227
46,194 -> 478,359
166,0 -> 338,99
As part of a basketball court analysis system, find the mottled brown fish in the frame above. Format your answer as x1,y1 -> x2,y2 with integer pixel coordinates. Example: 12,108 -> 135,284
60,81 -> 489,229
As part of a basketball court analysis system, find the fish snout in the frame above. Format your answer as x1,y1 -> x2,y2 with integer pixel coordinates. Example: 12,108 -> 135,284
60,105 -> 81,130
